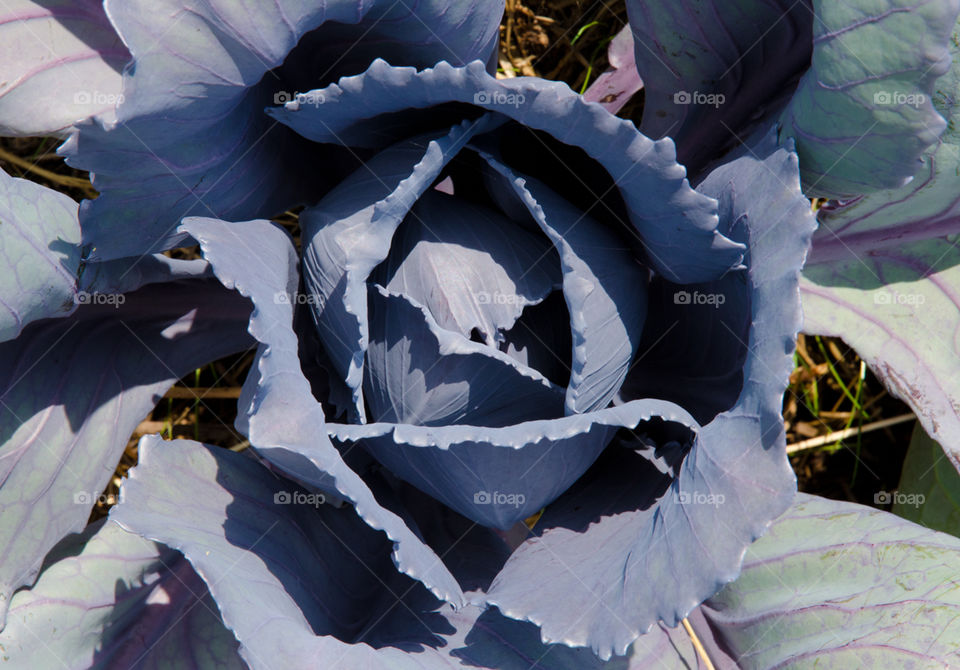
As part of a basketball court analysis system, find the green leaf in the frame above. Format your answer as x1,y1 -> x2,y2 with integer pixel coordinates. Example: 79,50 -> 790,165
800,12 -> 960,479
639,493 -> 960,667
894,423 -> 960,536
781,0 -> 958,197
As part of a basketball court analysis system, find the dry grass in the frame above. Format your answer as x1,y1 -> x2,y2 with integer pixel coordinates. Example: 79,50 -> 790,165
498,0 -> 627,93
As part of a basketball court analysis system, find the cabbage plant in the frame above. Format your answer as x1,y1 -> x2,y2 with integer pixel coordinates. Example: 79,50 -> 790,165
2,1 -> 960,668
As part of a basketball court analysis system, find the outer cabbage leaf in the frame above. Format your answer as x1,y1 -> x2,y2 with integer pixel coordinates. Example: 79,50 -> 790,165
111,434 -> 697,669
800,18 -> 960,475
0,167 -> 210,346
610,493 -> 960,667
78,254 -> 215,296
0,166 -> 81,342
677,493 -> 960,668
804,240 -> 960,490
0,278 -> 252,627
0,519 -> 243,669
269,58 -> 745,284
482,129 -> 816,659
0,0 -> 129,136
782,0 -> 958,197
108,434 -> 438,668
624,0 -> 958,196
61,0 -> 503,261
181,215 -> 467,607
626,0 -> 812,176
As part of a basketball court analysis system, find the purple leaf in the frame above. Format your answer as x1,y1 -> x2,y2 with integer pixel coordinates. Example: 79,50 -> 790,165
0,279 -> 252,627
364,283 -> 564,428
0,519 -> 243,669
0,166 -> 81,342
483,128 -> 817,659
477,153 -> 648,415
373,190 -> 562,352
683,493 -> 960,667
581,27 -> 643,113
180,215 -> 468,608
625,0 -> 813,176
299,121 -> 491,421
61,0 -> 504,261
0,0 -> 129,136
110,434 -> 691,668
269,58 -> 744,284
331,399 -> 697,530
624,0 -> 959,196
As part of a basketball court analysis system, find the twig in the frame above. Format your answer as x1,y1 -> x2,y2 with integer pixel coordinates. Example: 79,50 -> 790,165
787,414 -> 915,454
162,386 -> 243,399
795,334 -> 818,370
504,0 -> 515,61
681,617 -> 716,670
498,57 -> 518,78
818,410 -> 853,420
133,420 -> 168,435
